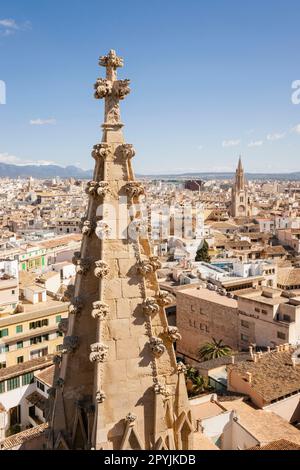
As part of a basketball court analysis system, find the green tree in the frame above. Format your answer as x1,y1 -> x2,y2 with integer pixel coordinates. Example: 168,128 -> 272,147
198,338 -> 232,362
195,239 -> 211,262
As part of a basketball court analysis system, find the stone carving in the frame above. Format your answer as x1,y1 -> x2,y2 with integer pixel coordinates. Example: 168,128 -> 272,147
53,355 -> 62,366
125,181 -> 145,199
149,256 -> 162,271
177,362 -> 187,374
55,377 -> 65,388
94,78 -> 112,99
72,251 -> 81,265
142,297 -> 160,316
95,390 -> 106,404
128,218 -> 148,239
68,298 -> 82,316
81,220 -> 94,236
94,260 -> 110,278
58,319 -> 69,335
62,336 -> 79,354
164,326 -> 182,343
72,252 -> 90,275
95,221 -> 111,239
125,412 -> 137,424
86,181 -> 110,198
137,260 -> 153,277
91,301 -> 109,320
121,143 -> 135,159
99,49 -> 124,69
97,182 -> 110,197
156,290 -> 173,307
149,337 -> 166,358
153,383 -> 170,397
63,283 -> 75,302
137,256 -> 162,277
89,342 -> 109,363
92,143 -> 110,160
115,79 -> 130,100
85,180 -> 98,196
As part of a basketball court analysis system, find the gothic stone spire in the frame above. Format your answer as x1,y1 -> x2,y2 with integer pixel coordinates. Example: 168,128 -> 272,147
47,50 -> 193,451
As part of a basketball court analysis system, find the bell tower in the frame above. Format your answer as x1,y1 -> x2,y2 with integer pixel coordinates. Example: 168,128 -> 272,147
231,156 -> 251,217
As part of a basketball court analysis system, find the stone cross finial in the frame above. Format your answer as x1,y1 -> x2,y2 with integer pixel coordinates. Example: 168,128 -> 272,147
94,49 -> 130,129
99,49 -> 124,81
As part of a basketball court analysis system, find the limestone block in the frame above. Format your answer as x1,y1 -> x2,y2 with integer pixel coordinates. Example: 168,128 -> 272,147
108,319 -> 131,340
116,298 -> 132,319
116,338 -> 140,359
117,258 -> 135,277
126,358 -> 152,379
104,278 -> 122,299
106,259 -> 119,279
102,359 -> 127,383
105,240 -> 129,259
121,278 -> 143,298
106,339 -> 117,361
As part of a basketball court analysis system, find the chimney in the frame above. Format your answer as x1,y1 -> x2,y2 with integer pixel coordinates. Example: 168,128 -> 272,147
249,346 -> 254,358
253,354 -> 258,363
245,372 -> 252,384
267,346 -> 271,353
231,355 -> 235,364
276,345 -> 280,353
292,357 -> 296,369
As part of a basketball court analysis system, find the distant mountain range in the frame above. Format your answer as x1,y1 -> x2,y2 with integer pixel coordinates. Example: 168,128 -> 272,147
0,163 -> 92,179
0,162 -> 299,181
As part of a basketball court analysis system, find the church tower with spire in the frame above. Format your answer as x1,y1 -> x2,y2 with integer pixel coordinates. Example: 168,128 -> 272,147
231,156 -> 251,218
46,50 -> 194,450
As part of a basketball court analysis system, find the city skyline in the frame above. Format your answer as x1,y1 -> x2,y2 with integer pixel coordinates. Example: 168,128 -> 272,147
0,0 -> 300,174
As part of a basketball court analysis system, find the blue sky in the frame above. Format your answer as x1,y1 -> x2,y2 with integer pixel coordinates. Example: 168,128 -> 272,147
0,0 -> 300,173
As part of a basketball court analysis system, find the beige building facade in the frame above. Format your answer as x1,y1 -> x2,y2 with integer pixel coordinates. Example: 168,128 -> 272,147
176,288 -> 239,365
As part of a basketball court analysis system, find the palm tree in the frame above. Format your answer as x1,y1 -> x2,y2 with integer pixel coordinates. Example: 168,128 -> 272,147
198,338 -> 232,362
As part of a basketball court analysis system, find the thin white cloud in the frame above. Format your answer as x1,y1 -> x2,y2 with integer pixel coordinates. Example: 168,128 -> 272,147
30,118 -> 57,126
197,145 -> 203,150
222,139 -> 241,148
0,152 -> 57,166
267,132 -> 286,141
0,19 -> 18,29
291,124 -> 300,134
0,18 -> 31,36
248,140 -> 263,147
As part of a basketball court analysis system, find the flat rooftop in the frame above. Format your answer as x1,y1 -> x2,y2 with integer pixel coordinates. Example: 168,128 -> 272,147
177,287 -> 238,308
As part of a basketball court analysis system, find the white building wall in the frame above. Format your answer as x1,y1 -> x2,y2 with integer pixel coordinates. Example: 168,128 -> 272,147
227,420 -> 259,450
263,393 -> 300,423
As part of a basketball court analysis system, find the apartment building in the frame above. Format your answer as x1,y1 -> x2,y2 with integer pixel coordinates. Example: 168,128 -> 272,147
176,287 -> 239,366
237,287 -> 300,349
277,228 -> 300,254
0,356 -> 53,439
0,297 -> 67,368
176,285 -> 300,366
